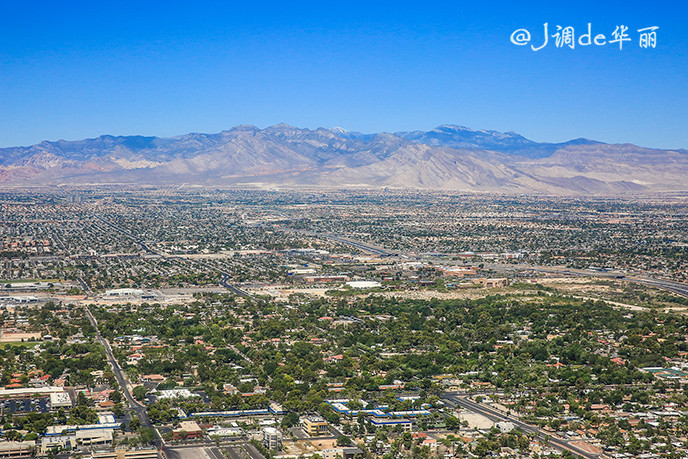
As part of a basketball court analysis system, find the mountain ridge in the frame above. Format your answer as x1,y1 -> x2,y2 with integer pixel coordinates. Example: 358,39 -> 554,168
1,124 -> 686,195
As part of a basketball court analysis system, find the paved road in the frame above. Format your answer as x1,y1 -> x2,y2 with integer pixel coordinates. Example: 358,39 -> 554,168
205,447 -> 225,459
228,343 -> 254,365
166,447 -> 216,459
225,446 -> 245,459
49,229 -> 68,252
94,215 -> 156,254
524,265 -> 688,298
77,277 -> 92,297
625,275 -> 688,297
289,426 -> 309,440
244,443 -> 265,459
443,394 -> 599,458
273,226 -> 398,257
165,446 -> 235,459
224,444 -> 265,459
219,274 -> 251,297
84,305 -> 164,450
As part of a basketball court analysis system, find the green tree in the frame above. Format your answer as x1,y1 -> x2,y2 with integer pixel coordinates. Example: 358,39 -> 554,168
337,435 -> 352,446
133,385 -> 148,401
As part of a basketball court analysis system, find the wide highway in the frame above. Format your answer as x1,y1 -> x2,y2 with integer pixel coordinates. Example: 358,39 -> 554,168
443,394 -> 600,458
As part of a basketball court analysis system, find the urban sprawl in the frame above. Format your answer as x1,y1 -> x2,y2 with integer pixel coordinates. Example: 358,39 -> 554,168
1,189 -> 688,459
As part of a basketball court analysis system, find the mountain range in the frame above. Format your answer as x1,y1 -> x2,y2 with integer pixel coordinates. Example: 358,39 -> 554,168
1,124 -> 687,194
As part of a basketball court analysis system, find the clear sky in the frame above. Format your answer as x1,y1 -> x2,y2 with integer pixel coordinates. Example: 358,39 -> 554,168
1,0 -> 686,149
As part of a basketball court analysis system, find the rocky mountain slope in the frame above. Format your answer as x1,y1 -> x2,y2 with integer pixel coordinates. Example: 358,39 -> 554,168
1,124 -> 686,194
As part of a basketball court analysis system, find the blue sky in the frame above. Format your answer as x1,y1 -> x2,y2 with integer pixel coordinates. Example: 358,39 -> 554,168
1,1 -> 686,148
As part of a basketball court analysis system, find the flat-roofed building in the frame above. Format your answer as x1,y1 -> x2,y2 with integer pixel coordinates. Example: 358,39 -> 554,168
0,386 -> 64,399
0,441 -> 36,458
41,435 -> 72,454
156,388 -> 194,399
76,429 -> 113,448
103,288 -> 144,298
50,391 -> 72,408
98,414 -> 117,424
262,426 -> 282,450
206,426 -> 243,439
301,415 -> 329,436
90,448 -> 160,459
346,280 -> 381,289
45,422 -> 120,436
172,420 -> 202,440
304,275 -> 349,283
370,418 -> 413,431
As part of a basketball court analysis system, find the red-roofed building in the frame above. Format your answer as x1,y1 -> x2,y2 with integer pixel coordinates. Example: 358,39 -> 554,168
325,354 -> 344,363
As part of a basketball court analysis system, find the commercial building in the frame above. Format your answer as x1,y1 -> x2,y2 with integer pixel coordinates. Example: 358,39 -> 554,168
301,415 -> 329,436
50,391 -> 73,408
41,435 -> 72,455
103,288 -> 144,298
262,426 -> 282,450
172,420 -> 202,440
90,449 -> 160,459
45,422 -> 120,436
75,428 -> 114,448
40,428 -> 115,454
156,389 -> 195,399
0,386 -> 64,399
0,441 -> 36,459
346,281 -> 381,289
473,278 -> 509,288
304,275 -> 349,284
370,418 -> 413,431
206,426 -> 243,439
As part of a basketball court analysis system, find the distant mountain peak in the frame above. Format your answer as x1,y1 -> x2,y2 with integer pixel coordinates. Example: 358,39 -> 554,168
228,124 -> 260,131
396,125 -> 601,158
435,124 -> 472,131
0,124 -> 683,195
266,122 -> 298,130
